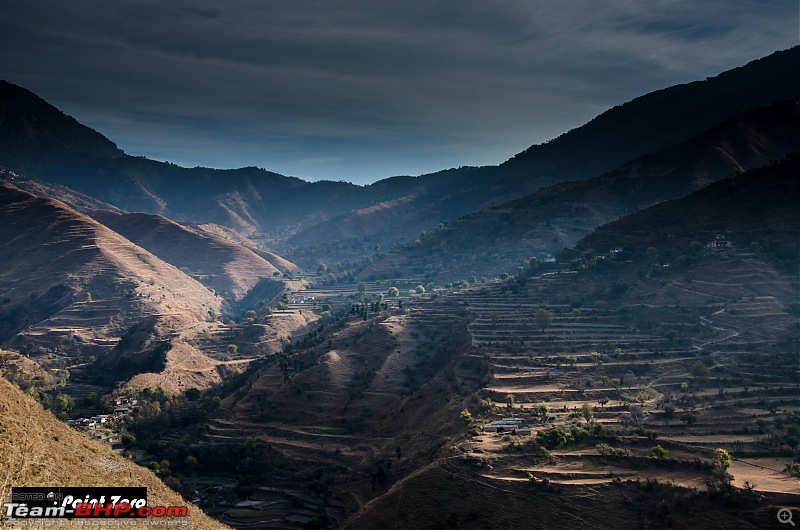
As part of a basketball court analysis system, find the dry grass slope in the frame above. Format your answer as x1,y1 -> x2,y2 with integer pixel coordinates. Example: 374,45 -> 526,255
0,377 -> 231,528
93,211 -> 299,300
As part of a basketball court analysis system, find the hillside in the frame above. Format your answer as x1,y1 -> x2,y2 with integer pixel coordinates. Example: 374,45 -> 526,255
360,100 -> 800,282
342,159 -> 800,527
0,166 -> 125,213
343,459 -> 790,529
92,211 -> 299,301
0,181 -> 230,393
0,168 -> 302,301
0,80 -> 122,168
574,154 -> 800,272
194,222 -> 301,272
119,292 -> 485,528
0,375 -> 231,528
500,46 -> 800,184
19,157 -> 793,528
153,253 -> 799,528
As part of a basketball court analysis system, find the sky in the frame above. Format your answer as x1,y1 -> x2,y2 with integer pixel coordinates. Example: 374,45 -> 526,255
1,1 -> 798,185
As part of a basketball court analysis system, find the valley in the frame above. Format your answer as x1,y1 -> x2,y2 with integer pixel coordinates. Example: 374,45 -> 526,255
0,46 -> 798,529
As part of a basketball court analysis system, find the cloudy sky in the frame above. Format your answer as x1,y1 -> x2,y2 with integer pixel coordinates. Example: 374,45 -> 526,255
2,1 -> 798,184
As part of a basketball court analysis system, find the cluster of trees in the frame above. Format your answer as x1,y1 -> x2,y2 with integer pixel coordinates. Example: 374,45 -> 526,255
152,434 -> 285,504
124,386 -> 221,448
537,427 -> 568,449
756,411 -> 800,454
596,443 -> 631,457
1,354 -> 73,418
350,301 -> 389,320
589,281 -> 629,302
749,234 -> 798,273
403,322 -> 468,394
289,235 -> 389,266
530,417 -> 612,450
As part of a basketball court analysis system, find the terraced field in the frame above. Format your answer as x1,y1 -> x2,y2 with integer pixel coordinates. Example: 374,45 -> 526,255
95,250 -> 795,528
186,282 -> 475,528
455,257 -> 799,497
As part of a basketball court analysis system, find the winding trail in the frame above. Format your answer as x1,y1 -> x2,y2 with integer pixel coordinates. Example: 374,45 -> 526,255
695,315 -> 739,370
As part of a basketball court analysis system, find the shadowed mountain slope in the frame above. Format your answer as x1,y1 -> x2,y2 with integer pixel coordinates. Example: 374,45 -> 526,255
501,47 -> 800,184
288,47 -> 800,252
0,80 -> 122,167
2,47 -> 799,249
360,100 -> 800,282
574,153 -> 800,272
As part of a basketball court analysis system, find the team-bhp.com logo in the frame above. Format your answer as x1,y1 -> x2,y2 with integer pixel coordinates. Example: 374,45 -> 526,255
4,487 -> 188,519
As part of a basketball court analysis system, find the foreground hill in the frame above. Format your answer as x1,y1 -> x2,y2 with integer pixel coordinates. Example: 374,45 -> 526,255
92,211 -> 299,301
360,100 -> 800,282
0,376 -> 231,528
343,458 -> 791,529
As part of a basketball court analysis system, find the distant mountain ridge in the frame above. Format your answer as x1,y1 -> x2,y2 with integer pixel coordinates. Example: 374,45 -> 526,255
359,99 -> 800,281
0,166 -> 125,213
501,47 -> 800,183
287,47 -> 800,252
1,47 -> 798,256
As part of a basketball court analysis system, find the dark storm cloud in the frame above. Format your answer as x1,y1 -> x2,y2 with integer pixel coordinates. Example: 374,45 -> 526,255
1,0 -> 797,183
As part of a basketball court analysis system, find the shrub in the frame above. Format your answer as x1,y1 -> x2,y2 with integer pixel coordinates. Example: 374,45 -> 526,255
595,443 -> 630,457
591,423 -> 606,437
714,448 -> 732,470
536,402 -> 550,423
651,445 -> 668,459
680,412 -> 698,426
534,308 -> 553,332
537,428 -> 567,450
637,428 -> 658,441
571,426 -> 590,442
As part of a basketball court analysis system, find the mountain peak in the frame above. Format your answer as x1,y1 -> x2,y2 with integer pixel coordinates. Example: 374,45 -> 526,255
502,46 -> 800,182
0,79 -> 123,166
